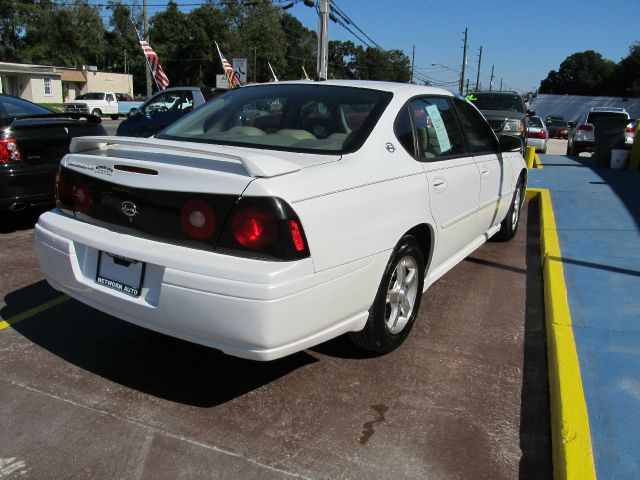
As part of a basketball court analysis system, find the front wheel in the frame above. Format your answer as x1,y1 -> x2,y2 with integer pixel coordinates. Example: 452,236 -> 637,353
494,180 -> 524,242
350,235 -> 425,354
90,108 -> 102,118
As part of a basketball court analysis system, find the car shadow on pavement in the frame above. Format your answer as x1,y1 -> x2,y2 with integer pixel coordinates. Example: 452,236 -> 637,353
519,199 -> 552,479
7,282 -> 317,408
0,207 -> 50,234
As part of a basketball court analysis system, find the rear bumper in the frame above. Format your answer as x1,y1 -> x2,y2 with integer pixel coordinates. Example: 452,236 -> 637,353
526,138 -> 547,151
0,166 -> 56,210
34,210 -> 386,360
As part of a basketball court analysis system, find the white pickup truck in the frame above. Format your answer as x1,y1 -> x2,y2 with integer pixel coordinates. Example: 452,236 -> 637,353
63,92 -> 143,120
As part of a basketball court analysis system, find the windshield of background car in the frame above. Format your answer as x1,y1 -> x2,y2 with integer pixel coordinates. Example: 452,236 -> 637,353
157,84 -> 393,154
0,96 -> 52,117
468,93 -> 524,113
586,111 -> 629,122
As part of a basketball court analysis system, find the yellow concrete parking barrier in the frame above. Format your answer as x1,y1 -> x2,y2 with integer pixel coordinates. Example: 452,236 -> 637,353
525,146 -> 536,169
526,188 -> 596,480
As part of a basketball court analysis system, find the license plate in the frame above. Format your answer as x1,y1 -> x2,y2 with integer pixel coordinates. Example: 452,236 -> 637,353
96,251 -> 145,297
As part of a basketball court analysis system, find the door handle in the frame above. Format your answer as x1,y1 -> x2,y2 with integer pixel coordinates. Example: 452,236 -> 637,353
479,165 -> 490,176
433,178 -> 447,192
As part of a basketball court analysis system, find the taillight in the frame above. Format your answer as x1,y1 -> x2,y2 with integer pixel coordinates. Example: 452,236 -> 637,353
527,130 -> 547,139
578,124 -> 593,132
0,138 -> 22,163
218,197 -> 310,260
180,199 -> 216,240
72,182 -> 92,213
55,166 -> 74,211
232,206 -> 277,249
626,124 -> 635,134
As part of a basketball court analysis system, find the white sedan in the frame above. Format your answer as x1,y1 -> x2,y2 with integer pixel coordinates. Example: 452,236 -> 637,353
35,80 -> 527,361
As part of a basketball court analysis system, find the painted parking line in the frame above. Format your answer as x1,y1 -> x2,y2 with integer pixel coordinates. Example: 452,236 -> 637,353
527,188 -> 595,480
0,295 -> 69,331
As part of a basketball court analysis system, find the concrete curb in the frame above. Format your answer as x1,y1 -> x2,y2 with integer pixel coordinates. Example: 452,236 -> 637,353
526,188 -> 596,480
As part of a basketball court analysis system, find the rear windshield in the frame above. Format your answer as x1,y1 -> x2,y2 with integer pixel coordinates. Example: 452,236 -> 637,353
467,93 -> 524,113
157,84 -> 393,154
528,117 -> 544,127
586,111 -> 629,122
0,95 -> 52,117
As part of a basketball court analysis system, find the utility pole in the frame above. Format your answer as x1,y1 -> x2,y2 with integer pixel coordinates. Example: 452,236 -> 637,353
459,27 -> 468,95
475,46 -> 482,91
500,78 -> 503,91
253,47 -> 257,83
489,65 -> 495,92
411,45 -> 415,84
124,49 -> 127,74
465,79 -> 469,95
317,0 -> 329,79
143,0 -> 151,97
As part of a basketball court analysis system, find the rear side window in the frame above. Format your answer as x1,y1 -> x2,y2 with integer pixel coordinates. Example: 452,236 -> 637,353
453,99 -> 498,154
409,97 -> 464,160
394,106 -> 415,156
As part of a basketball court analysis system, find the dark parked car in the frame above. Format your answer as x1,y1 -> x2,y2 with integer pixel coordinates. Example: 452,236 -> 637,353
0,94 -> 107,212
116,87 -> 227,137
465,91 -> 534,147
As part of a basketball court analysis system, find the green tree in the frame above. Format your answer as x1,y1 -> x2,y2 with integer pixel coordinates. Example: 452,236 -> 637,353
280,13 -> 316,80
539,50 -> 616,95
609,42 -> 640,97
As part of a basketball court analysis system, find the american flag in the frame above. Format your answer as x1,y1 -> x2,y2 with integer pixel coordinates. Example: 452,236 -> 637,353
215,42 -> 241,88
136,30 -> 169,90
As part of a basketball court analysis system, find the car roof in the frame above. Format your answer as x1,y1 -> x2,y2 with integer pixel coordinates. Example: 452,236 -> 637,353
243,79 -> 456,97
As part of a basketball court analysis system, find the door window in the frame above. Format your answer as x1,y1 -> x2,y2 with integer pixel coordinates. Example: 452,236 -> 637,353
106,94 -> 115,102
394,106 -> 416,157
453,99 -> 498,154
408,97 -> 465,161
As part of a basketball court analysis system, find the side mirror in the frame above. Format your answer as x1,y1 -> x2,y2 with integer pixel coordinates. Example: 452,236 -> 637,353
128,108 -> 138,116
498,134 -> 523,153
526,109 -> 536,117
568,121 -> 575,128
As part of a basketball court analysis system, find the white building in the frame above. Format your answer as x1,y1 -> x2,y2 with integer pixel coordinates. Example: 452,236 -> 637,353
0,62 -> 134,103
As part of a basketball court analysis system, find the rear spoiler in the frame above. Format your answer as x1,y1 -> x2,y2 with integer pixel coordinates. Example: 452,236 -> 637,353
69,136 -> 301,178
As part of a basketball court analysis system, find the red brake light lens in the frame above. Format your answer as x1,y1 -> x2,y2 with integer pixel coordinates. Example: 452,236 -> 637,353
180,199 -> 216,240
527,130 -> 547,139
288,220 -> 306,251
578,124 -> 593,132
0,139 -> 22,163
232,206 -> 277,249
626,124 -> 635,134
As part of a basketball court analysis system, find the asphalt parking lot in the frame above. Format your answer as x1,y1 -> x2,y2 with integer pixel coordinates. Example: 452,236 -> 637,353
0,197 -> 551,479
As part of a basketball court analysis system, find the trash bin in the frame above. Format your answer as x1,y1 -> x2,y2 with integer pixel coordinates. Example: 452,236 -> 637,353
592,117 -> 630,167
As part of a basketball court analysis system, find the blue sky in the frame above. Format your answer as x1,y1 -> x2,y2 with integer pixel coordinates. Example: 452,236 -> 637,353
141,0 -> 638,92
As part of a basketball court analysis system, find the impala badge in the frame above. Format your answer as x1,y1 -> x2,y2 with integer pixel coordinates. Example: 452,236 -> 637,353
121,201 -> 139,222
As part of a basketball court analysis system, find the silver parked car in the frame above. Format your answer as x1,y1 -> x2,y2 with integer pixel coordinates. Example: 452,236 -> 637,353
525,116 -> 548,153
567,107 -> 631,156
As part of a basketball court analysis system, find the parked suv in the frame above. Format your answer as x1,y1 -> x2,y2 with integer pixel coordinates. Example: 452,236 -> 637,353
567,107 -> 631,156
465,91 -> 534,147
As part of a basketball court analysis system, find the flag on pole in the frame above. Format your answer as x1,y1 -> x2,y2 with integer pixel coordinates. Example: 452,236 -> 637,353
215,42 -> 241,88
134,27 -> 169,90
268,61 -> 279,82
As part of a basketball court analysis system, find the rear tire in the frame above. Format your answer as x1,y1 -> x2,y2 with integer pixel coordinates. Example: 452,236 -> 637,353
110,114 -> 119,120
350,235 -> 425,354
494,179 -> 524,242
91,108 -> 102,118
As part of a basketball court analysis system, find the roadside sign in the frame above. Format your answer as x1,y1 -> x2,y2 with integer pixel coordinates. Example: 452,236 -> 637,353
216,74 -> 230,89
233,58 -> 248,84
